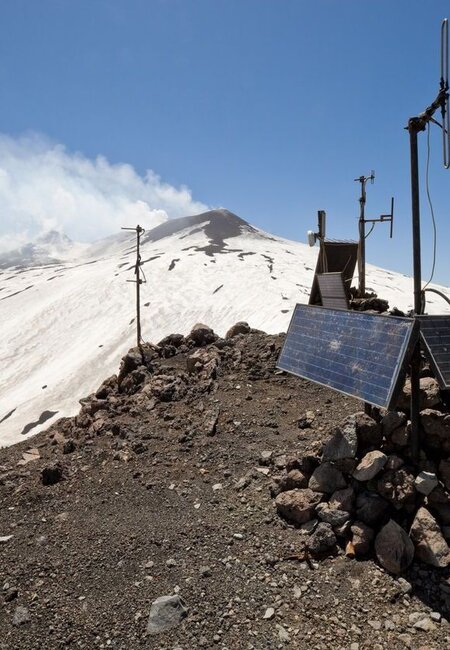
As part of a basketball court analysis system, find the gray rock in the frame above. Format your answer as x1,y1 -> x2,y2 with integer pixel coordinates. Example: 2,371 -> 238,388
308,462 -> 347,494
275,489 -> 322,525
377,468 -> 416,509
410,507 -> 450,568
352,411 -> 383,449
13,606 -> 30,626
146,594 -> 188,635
307,522 -> 337,555
353,451 -> 387,481
322,419 -> 357,461
414,471 -> 438,496
351,521 -> 374,556
259,450 -> 273,466
316,502 -> 351,527
381,411 -> 407,436
374,520 -> 414,574
329,486 -> 355,513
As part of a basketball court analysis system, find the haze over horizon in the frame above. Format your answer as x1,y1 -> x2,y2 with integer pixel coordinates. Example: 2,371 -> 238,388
0,1 -> 449,283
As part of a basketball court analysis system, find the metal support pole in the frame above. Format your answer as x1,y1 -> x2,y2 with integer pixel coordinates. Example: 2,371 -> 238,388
408,122 -> 423,462
136,225 -> 143,347
358,199 -> 366,297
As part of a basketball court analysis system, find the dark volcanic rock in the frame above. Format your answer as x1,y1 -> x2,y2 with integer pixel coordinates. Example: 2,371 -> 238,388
41,462 -> 64,486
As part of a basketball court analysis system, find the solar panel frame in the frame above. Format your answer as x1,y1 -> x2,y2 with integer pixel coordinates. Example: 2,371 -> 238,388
277,304 -> 418,409
317,272 -> 349,310
418,315 -> 450,390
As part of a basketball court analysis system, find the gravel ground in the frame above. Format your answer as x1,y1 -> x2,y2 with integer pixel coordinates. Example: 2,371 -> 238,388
1,328 -> 450,649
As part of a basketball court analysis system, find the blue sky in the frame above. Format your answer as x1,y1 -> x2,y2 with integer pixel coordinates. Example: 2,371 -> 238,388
0,0 -> 449,284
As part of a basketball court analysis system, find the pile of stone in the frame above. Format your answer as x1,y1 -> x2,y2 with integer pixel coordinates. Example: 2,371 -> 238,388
272,379 -> 450,575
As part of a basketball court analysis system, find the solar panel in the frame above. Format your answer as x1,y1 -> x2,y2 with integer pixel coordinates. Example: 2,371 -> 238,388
309,240 -> 358,306
418,315 -> 450,389
317,272 -> 349,310
277,304 -> 418,409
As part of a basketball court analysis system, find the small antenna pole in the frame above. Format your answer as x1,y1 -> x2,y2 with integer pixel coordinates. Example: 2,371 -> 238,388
355,171 -> 394,298
121,224 -> 146,347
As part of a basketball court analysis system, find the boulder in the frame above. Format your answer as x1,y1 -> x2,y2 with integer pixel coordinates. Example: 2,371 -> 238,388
427,485 -> 450,525
278,469 -> 309,492
374,520 -> 414,574
391,423 -> 410,447
225,321 -> 250,338
352,412 -> 383,450
356,491 -> 390,527
308,462 -> 347,494
353,451 -> 387,482
400,378 -> 441,410
187,323 -> 217,346
329,486 -> 355,513
351,521 -> 374,556
421,410 -> 450,453
275,489 -> 322,525
315,502 -> 351,527
410,507 -> 450,568
414,471 -> 438,496
322,419 -> 358,461
285,454 -> 319,475
377,468 -> 416,510
146,594 -> 188,635
381,411 -> 407,436
439,459 -> 450,491
307,522 -> 337,556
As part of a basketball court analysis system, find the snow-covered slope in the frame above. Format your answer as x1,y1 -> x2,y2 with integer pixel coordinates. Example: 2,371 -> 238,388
1,208 -> 449,447
0,230 -> 88,268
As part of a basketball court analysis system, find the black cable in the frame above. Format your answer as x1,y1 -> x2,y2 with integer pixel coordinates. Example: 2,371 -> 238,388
422,122 -> 437,293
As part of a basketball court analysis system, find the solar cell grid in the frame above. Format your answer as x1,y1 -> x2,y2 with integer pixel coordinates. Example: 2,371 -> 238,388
418,315 -> 450,389
278,304 -> 418,408
317,272 -> 349,310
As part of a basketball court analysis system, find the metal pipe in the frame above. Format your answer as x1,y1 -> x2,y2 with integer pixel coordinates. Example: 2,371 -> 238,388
408,122 -> 423,462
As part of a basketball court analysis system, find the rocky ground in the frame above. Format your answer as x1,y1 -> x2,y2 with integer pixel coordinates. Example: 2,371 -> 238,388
1,324 -> 450,649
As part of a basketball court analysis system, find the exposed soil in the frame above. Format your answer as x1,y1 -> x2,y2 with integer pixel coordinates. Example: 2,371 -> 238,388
1,328 -> 450,649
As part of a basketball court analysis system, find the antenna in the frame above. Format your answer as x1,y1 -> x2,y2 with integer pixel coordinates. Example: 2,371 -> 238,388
121,224 -> 146,347
307,210 -> 327,246
406,18 -> 449,462
441,18 -> 449,168
354,171 -> 394,297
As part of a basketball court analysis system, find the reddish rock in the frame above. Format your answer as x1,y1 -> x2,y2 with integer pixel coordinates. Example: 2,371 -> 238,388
275,489 -> 322,525
351,521 -> 374,556
410,507 -> 450,568
353,451 -> 387,482
377,468 -> 416,510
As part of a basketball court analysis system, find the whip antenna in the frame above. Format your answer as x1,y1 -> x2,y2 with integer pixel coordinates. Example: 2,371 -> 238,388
442,18 -> 449,168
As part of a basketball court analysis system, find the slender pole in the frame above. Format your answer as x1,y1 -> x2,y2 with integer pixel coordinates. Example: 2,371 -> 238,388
408,121 -> 422,462
358,179 -> 366,297
136,225 -> 142,347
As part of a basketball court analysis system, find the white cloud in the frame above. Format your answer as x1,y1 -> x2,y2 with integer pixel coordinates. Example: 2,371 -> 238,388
0,132 -> 208,252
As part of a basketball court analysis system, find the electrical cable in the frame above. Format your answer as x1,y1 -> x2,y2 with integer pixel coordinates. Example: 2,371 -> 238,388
422,122 -> 437,294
